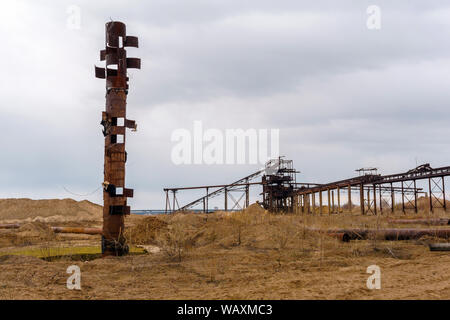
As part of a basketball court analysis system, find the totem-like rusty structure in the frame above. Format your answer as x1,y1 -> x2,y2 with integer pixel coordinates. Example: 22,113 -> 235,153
95,21 -> 140,256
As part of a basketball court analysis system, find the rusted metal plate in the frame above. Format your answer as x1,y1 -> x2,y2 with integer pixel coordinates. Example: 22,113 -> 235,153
107,143 -> 125,153
106,21 -> 126,48
106,68 -> 118,77
123,188 -> 134,197
111,161 -> 125,172
125,119 -> 135,128
127,57 -> 141,69
109,197 -> 128,206
124,36 -> 139,47
110,126 -> 125,135
108,109 -> 126,118
105,53 -> 118,66
109,205 -> 128,215
95,66 -> 106,79
106,76 -> 127,89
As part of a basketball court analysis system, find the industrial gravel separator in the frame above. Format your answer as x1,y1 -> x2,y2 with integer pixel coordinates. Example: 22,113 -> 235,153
95,21 -> 141,256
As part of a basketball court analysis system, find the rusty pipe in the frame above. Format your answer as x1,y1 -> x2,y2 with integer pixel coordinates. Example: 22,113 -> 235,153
387,218 -> 449,226
0,224 -> 21,229
327,232 -> 351,242
428,243 -> 450,251
326,228 -> 450,241
51,227 -> 102,235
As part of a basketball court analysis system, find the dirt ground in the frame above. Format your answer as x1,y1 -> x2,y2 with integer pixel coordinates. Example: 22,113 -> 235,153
0,199 -> 449,300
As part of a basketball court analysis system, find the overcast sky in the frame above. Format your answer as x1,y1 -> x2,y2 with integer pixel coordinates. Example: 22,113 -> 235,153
2,1 -> 450,209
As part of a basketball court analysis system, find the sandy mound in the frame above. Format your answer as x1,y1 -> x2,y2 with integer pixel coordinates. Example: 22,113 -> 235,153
214,202 -> 268,218
16,222 -> 55,240
243,202 -> 267,215
125,216 -> 168,245
0,198 -> 102,223
0,254 -> 46,265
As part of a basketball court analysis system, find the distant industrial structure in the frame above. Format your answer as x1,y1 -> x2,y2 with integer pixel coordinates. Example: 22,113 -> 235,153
164,158 -> 450,215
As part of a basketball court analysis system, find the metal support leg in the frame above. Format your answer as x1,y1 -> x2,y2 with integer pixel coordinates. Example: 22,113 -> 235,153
348,184 -> 352,213
319,191 -> 323,215
327,189 -> 331,215
225,187 -> 228,211
360,184 -> 365,215
391,182 -> 395,214
414,180 -> 418,214
443,177 -> 447,212
331,190 -> 335,213
312,192 -> 316,214
379,185 -> 382,214
206,187 -> 209,213
337,187 -> 341,213
428,178 -> 433,213
373,184 -> 377,215
401,181 -> 405,214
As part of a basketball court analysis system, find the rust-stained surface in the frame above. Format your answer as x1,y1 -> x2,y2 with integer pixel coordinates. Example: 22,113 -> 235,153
51,227 -> 103,235
95,21 -> 141,256
325,228 -> 450,241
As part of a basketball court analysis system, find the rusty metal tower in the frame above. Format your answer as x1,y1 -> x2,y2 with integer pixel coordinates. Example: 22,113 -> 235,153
95,21 -> 140,256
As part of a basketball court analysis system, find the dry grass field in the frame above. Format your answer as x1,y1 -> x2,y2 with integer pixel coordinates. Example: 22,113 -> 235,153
0,199 -> 449,299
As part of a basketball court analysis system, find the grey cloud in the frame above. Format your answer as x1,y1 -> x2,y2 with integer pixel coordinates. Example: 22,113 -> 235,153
2,1 -> 450,208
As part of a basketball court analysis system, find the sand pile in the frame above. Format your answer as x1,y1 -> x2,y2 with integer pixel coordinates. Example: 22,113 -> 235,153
125,216 -> 168,245
243,202 -> 267,215
16,222 -> 55,240
214,202 -> 268,218
0,254 -> 46,265
0,198 -> 102,223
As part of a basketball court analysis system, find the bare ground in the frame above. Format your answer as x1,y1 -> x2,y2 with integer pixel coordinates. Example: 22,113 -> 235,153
0,200 -> 449,300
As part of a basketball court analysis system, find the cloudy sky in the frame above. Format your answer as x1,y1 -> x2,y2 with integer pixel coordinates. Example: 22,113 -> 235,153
2,0 -> 450,209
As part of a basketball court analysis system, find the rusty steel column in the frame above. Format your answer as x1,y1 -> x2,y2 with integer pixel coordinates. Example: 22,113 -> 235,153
224,187 -> 228,211
337,186 -> 341,213
401,181 -> 405,214
95,21 -> 140,256
172,190 -> 177,212
165,190 -> 169,214
442,176 -> 447,212
373,184 -> 377,215
245,184 -> 249,208
414,179 -> 418,213
319,191 -> 323,215
348,184 -> 351,213
331,190 -> 335,213
327,189 -> 331,215
428,178 -> 433,213
391,182 -> 395,214
207,187 -> 210,213
360,183 -> 365,215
